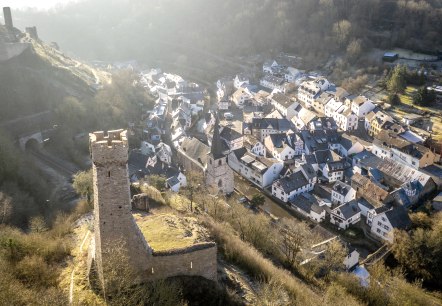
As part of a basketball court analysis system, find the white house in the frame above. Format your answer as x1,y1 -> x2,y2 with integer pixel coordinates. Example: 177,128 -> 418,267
348,95 -> 375,117
289,192 -> 326,222
322,160 -> 349,182
220,126 -> 244,150
231,88 -> 253,108
228,149 -> 284,188
260,74 -> 287,93
370,206 -> 411,242
284,67 -> 302,83
234,74 -> 249,89
344,248 -> 360,270
331,181 -> 356,205
166,172 -> 187,192
297,77 -> 330,106
272,164 -> 317,202
334,105 -> 358,131
270,93 -> 295,118
330,200 -> 361,229
264,134 -> 296,161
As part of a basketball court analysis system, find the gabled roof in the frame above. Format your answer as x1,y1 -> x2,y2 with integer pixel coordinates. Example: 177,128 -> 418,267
290,193 -> 325,215
333,200 -> 361,220
271,93 -> 292,108
180,137 -> 210,167
220,126 -> 243,142
333,181 -> 353,197
384,206 -> 411,229
274,171 -> 309,193
251,118 -> 292,131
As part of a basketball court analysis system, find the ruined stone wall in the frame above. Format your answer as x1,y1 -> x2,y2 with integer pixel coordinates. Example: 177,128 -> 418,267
147,243 -> 217,282
0,42 -> 30,62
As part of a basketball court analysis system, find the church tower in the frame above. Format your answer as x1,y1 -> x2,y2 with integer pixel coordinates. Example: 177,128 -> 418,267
205,115 -> 234,194
89,130 -> 152,292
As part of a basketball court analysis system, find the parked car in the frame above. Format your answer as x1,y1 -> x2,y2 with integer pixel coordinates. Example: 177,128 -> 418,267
224,112 -> 234,120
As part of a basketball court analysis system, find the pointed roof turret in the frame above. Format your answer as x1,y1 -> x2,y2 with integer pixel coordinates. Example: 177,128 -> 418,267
210,113 -> 225,159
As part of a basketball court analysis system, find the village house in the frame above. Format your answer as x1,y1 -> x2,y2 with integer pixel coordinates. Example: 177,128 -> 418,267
284,67 -> 303,83
373,130 -> 438,169
334,133 -> 367,157
244,135 -> 266,156
289,192 -> 327,222
298,77 -> 331,106
293,107 -> 318,130
331,181 -> 356,205
270,93 -> 299,119
231,87 -> 253,109
272,164 -> 317,202
220,126 -> 244,150
251,117 -> 292,141
365,108 -> 393,136
234,73 -> 250,89
330,200 -> 361,230
264,134 -> 299,161
260,74 -> 288,93
347,95 -> 375,117
333,105 -> 358,131
312,92 -> 334,115
228,149 -> 284,188
370,206 -> 411,243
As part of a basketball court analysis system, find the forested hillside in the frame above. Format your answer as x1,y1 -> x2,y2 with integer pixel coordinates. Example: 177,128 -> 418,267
13,0 -> 442,62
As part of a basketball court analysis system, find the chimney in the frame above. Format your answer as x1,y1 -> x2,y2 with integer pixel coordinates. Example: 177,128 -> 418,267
3,7 -> 13,29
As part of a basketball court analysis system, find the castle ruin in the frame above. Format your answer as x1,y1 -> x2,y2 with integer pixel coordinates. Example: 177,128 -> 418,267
3,7 -> 13,29
88,129 -> 217,293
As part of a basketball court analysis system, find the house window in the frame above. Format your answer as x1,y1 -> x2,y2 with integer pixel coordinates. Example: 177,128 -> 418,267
383,225 -> 389,230
378,221 -> 382,226
377,228 -> 381,233
108,171 -> 111,177
218,180 -> 223,187
218,160 -> 222,166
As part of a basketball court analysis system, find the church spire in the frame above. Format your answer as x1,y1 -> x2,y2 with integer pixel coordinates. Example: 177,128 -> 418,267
210,113 -> 224,159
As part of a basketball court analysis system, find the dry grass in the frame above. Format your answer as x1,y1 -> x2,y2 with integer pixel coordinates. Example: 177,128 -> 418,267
134,213 -> 210,252
58,219 -> 104,305
200,217 -> 337,306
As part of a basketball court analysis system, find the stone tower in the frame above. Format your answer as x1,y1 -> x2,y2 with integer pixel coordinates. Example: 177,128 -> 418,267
3,7 -> 13,29
89,130 -> 152,291
205,115 -> 234,194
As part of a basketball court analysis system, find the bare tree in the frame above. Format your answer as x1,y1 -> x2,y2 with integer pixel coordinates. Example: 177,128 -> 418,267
279,219 -> 316,267
0,192 -> 12,224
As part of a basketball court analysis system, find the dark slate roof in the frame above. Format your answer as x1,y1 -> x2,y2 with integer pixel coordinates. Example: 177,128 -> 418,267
167,176 -> 180,187
290,193 -> 325,215
128,150 -> 149,175
210,114 -> 225,159
333,181 -> 352,196
146,161 -> 180,179
301,164 -> 317,181
385,206 -> 411,229
251,118 -> 292,131
275,171 -> 308,193
220,126 -> 243,141
357,197 -> 374,210
231,147 -> 247,160
335,200 -> 361,219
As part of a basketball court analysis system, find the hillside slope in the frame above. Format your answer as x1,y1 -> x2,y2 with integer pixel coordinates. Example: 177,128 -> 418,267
0,25 -> 109,123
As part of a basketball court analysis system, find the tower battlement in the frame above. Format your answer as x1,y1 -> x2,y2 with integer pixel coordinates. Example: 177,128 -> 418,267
90,129 -> 129,165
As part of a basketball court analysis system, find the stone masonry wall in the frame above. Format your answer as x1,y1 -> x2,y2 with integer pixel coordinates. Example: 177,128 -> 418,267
147,243 -> 217,282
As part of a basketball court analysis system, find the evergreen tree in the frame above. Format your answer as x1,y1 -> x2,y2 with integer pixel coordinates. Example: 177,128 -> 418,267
387,65 -> 407,94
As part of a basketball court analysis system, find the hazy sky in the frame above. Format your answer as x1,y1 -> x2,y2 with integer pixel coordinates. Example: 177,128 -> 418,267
1,0 -> 80,10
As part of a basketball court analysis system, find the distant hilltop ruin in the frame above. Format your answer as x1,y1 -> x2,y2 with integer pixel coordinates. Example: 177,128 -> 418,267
88,129 -> 217,294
